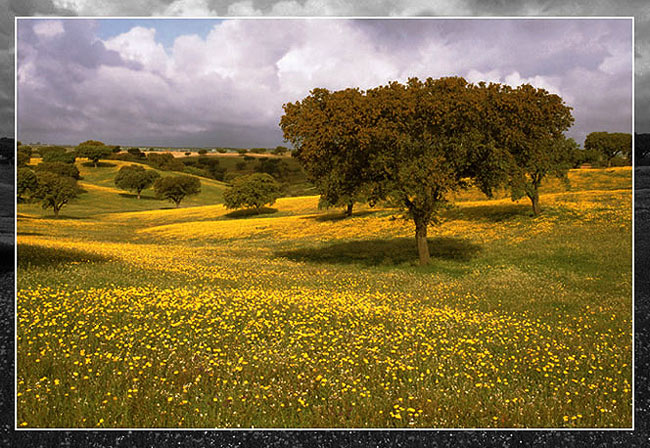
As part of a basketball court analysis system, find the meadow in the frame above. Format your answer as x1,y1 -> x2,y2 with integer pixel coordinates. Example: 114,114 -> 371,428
16,161 -> 633,428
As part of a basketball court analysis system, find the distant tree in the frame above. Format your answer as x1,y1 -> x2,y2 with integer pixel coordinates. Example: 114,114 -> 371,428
249,148 -> 268,154
243,155 -> 255,162
636,133 -> 650,163
584,132 -> 632,167
147,152 -> 185,172
76,142 -> 113,167
153,175 -> 201,207
185,151 -> 192,156
237,149 -> 248,156
40,146 -> 76,164
17,168 -> 38,201
198,149 -> 208,155
35,161 -> 80,179
79,140 -> 105,146
257,158 -> 290,180
127,148 -> 146,159
223,173 -> 281,212
217,148 -> 228,154
34,171 -> 79,217
235,161 -> 247,170
272,146 -> 289,156
111,145 -> 121,153
114,165 -> 161,199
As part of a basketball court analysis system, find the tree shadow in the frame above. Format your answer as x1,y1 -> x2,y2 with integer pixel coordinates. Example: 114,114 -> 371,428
18,243 -> 110,268
301,210 -> 377,222
450,202 -> 533,222
118,193 -> 159,200
81,161 -> 116,168
224,207 -> 278,218
275,237 -> 481,267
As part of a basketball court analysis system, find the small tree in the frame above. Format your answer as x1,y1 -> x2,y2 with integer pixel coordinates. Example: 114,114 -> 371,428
153,175 -> 201,207
40,146 -> 76,164
584,132 -> 632,167
17,168 -> 38,201
115,165 -> 161,199
223,173 -> 281,212
237,149 -> 248,156
272,146 -> 289,156
76,142 -> 113,167
198,149 -> 208,155
34,171 -> 79,217
128,148 -> 146,160
35,161 -> 80,179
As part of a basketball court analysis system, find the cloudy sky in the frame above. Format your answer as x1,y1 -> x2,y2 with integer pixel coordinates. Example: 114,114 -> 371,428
1,0 -> 647,149
15,18 -> 632,148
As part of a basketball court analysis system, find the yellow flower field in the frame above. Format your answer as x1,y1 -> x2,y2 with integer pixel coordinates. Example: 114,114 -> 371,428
16,167 -> 632,428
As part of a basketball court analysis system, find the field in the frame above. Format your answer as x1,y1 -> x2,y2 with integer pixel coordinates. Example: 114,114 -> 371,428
16,162 -> 633,428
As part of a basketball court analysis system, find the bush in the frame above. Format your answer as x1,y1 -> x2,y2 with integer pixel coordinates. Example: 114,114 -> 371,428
40,146 -> 76,164
153,175 -> 201,207
35,162 -> 81,179
223,173 -> 281,211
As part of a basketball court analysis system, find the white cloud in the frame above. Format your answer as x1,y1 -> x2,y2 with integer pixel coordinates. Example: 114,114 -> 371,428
33,20 -> 64,38
161,0 -> 215,16
104,27 -> 169,75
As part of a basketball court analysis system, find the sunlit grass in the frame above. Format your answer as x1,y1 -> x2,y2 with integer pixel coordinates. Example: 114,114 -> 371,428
16,167 -> 632,428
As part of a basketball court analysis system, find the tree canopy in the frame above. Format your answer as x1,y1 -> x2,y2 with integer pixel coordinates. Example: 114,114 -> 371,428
584,132 -> 632,166
281,76 -> 575,264
34,171 -> 80,217
223,173 -> 281,212
17,168 -> 38,202
114,165 -> 161,199
76,141 -> 113,167
153,175 -> 201,207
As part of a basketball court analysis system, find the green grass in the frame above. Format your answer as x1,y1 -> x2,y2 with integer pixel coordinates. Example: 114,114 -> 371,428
16,167 -> 633,428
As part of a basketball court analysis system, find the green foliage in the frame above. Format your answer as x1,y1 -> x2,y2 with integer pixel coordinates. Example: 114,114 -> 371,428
153,175 -> 201,207
17,146 -> 32,167
216,148 -> 228,154
237,149 -> 248,155
146,152 -> 185,172
35,161 -> 81,179
223,173 -> 281,211
198,149 -> 208,155
249,148 -> 268,154
127,148 -> 146,159
272,146 -> 289,155
281,87 -> 371,216
114,165 -> 161,199
34,171 -> 80,216
40,146 -> 76,164
256,158 -> 290,179
17,168 -> 38,201
585,132 -> 632,166
235,161 -> 246,171
76,142 -> 113,167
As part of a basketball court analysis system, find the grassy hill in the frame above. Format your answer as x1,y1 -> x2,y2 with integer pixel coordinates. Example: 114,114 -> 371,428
16,166 -> 632,428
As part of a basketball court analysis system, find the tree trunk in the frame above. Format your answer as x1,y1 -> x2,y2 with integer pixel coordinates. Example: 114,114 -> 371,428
528,191 -> 541,216
137,191 -> 141,200
345,202 -> 353,217
94,160 -> 98,168
415,220 -> 431,265
53,205 -> 60,217
175,201 -> 181,208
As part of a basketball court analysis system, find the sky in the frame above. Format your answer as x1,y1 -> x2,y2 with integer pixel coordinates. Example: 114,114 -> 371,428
15,17 -> 633,148
1,0 -> 648,149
